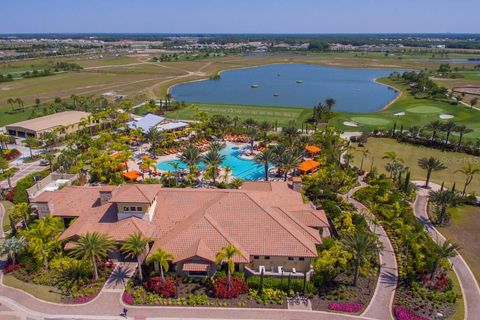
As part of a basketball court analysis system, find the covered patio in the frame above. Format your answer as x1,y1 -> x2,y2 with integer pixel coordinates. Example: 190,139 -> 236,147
298,159 -> 320,175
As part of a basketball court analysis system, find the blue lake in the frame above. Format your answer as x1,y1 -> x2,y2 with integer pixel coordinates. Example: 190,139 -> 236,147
170,63 -> 399,113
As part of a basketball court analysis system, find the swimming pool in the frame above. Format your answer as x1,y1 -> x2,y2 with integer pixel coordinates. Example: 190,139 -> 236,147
156,143 -> 268,181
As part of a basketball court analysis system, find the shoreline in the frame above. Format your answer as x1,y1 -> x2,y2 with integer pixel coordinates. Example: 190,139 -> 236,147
373,78 -> 403,111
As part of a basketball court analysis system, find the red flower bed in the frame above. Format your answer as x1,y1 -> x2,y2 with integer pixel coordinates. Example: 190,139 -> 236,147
394,306 -> 429,320
123,292 -> 133,305
4,263 -> 21,274
146,277 -> 177,298
328,303 -> 364,313
73,293 -> 97,304
5,188 -> 15,201
212,276 -> 248,299
2,149 -> 21,161
420,271 -> 450,291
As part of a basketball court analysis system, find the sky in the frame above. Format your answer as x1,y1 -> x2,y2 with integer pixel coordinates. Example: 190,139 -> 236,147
1,0 -> 479,34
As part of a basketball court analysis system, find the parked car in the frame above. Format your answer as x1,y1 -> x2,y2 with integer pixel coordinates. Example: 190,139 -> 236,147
39,160 -> 50,166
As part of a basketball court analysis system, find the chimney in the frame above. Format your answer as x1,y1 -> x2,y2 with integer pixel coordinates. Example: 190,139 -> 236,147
99,190 -> 113,205
291,177 -> 302,192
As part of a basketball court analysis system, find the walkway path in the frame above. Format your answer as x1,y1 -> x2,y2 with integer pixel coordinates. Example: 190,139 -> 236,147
0,160 -> 43,189
341,178 -> 397,320
413,188 -> 480,320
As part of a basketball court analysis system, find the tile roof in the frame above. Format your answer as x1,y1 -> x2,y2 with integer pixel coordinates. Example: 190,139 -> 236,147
37,182 -> 328,262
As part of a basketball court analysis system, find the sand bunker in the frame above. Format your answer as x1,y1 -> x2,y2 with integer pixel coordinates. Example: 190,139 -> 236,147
439,114 -> 454,119
343,121 -> 359,127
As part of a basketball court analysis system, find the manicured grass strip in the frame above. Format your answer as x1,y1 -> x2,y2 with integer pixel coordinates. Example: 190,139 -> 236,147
2,274 -> 63,303
448,269 -> 465,320
439,206 -> 480,284
351,138 -> 480,194
406,106 -> 444,114
1,200 -> 14,233
166,103 -> 311,128
350,116 -> 391,126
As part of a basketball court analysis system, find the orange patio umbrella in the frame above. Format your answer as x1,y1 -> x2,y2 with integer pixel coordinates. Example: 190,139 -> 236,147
305,145 -> 321,153
122,170 -> 144,181
298,159 -> 320,173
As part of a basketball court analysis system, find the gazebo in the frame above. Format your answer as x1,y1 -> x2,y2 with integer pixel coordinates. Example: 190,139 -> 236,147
298,159 -> 320,175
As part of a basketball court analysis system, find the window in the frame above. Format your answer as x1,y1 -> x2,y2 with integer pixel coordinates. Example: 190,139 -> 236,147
288,257 -> 294,261
264,256 -> 270,260
299,257 -> 305,261
130,206 -> 137,211
253,256 -> 259,260
137,207 -> 143,212
123,206 -> 129,211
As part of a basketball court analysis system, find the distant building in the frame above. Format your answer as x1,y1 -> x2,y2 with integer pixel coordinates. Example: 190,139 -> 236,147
127,113 -> 188,133
5,111 -> 91,138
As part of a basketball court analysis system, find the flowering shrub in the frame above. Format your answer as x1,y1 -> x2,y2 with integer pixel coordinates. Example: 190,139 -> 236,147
123,292 -> 133,305
394,306 -> 429,320
420,272 -> 450,291
2,149 -> 20,161
4,263 -> 21,274
328,303 -> 363,313
73,293 -> 97,304
145,277 -> 177,298
212,276 -> 248,299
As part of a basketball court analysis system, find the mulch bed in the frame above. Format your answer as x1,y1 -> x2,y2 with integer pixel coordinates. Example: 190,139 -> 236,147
310,273 -> 377,313
394,286 -> 456,320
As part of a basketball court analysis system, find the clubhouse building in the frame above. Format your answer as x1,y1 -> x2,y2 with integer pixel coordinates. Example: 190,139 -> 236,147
31,181 -> 329,278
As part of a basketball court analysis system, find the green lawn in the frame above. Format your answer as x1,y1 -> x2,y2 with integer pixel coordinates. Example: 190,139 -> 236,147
351,138 -> 480,193
1,200 -> 13,233
166,103 -> 312,128
438,206 -> 480,284
2,274 -> 63,303
330,77 -> 480,139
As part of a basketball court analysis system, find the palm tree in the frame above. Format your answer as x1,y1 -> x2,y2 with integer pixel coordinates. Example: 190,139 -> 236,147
202,149 -> 226,184
418,157 -> 447,188
359,148 -> 369,172
0,236 -> 27,266
254,149 -> 275,181
441,121 -> 457,145
223,166 -> 232,182
121,232 -> 152,282
142,158 -> 157,177
428,240 -> 460,277
23,136 -> 40,158
215,244 -> 241,290
247,127 -> 258,155
382,151 -> 403,164
146,248 -> 174,283
243,118 -> 258,129
429,189 -> 455,225
275,152 -> 302,181
341,232 -> 381,286
455,125 -> 473,149
145,127 -> 163,159
258,121 -> 271,144
177,144 -> 202,175
325,98 -> 336,111
282,126 -> 299,146
408,126 -> 422,143
455,164 -> 480,196
425,120 -> 443,143
70,232 -> 115,280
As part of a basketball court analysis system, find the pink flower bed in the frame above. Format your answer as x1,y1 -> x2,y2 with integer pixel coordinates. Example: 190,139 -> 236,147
394,306 -> 429,320
73,294 -> 97,304
123,292 -> 133,305
328,303 -> 364,313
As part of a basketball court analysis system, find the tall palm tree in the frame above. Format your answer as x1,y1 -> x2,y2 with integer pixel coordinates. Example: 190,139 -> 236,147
145,127 -> 163,159
258,121 -> 271,144
202,149 -> 226,184
142,158 -> 157,177
282,126 -> 299,146
177,144 -> 202,175
428,240 -> 460,277
418,157 -> 447,188
455,125 -> 473,149
341,232 -> 381,286
70,232 -> 115,280
146,248 -> 174,283
275,152 -> 302,181
121,232 -> 152,282
254,149 -> 275,181
359,148 -> 369,172
425,120 -> 443,143
382,151 -> 403,164
243,118 -> 258,129
429,189 -> 455,224
455,163 -> 480,196
441,121 -> 457,146
0,236 -> 27,266
215,244 -> 241,290
23,136 -> 40,158
247,127 -> 258,155
325,98 -> 336,111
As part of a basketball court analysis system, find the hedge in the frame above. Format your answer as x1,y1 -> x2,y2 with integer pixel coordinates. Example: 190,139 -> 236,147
247,275 -> 314,294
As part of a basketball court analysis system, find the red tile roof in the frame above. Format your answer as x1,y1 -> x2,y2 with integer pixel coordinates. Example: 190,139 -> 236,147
35,182 -> 328,262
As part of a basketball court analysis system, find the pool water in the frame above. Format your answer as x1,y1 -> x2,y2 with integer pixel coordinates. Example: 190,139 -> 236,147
156,144 -> 267,180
